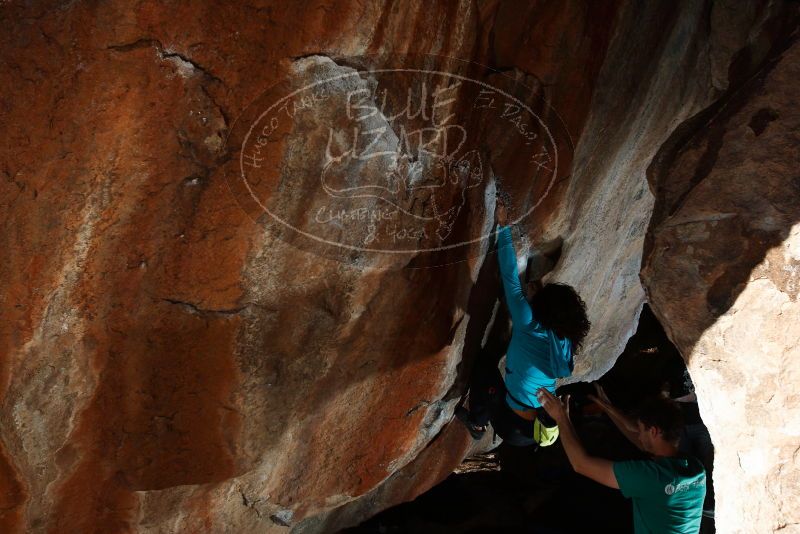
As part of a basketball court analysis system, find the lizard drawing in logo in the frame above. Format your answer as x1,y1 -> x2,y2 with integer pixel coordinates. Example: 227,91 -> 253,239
320,129 -> 486,242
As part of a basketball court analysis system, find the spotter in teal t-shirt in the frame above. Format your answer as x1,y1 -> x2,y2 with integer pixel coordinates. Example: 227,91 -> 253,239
613,455 -> 706,534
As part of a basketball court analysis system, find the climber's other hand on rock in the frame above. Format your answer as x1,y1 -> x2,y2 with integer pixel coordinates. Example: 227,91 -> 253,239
537,388 -> 570,424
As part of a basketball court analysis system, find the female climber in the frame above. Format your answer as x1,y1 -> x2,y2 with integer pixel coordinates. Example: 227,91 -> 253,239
456,196 -> 591,447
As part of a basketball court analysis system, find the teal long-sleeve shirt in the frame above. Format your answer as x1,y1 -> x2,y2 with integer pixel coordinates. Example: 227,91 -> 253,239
496,224 -> 573,409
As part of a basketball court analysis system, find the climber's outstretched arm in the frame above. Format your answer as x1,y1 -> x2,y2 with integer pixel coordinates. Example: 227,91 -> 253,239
496,224 -> 533,325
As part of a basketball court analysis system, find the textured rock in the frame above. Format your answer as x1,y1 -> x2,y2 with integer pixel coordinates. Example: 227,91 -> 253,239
642,35 -> 800,534
547,0 -> 793,382
0,1 -> 798,533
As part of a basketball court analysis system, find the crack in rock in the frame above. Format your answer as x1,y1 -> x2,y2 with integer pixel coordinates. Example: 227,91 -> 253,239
160,297 -> 266,317
239,489 -> 264,519
106,38 -> 223,84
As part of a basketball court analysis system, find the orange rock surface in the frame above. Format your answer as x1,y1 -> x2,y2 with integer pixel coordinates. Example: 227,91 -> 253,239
1,1 -> 798,533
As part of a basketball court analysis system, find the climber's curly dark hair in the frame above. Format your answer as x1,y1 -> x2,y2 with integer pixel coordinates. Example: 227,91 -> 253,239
529,283 -> 590,353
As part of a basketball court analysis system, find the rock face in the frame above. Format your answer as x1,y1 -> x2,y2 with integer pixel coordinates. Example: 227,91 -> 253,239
642,33 -> 800,534
0,1 -> 797,533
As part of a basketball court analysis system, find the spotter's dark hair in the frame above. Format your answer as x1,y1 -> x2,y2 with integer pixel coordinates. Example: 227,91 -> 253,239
632,396 -> 685,444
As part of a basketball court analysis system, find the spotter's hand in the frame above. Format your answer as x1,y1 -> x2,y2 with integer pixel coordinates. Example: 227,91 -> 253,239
537,388 -> 570,424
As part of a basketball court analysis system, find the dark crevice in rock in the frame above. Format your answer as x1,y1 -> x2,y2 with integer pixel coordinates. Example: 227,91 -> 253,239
159,297 -> 271,317
160,297 -> 246,316
289,52 -> 334,62
748,107 -> 779,136
526,236 -> 563,284
239,489 -> 265,519
105,37 -> 159,53
106,38 -> 224,85
270,510 -> 293,527
289,52 -> 367,72
160,50 -> 223,85
440,245 -> 504,404
405,401 -> 431,417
